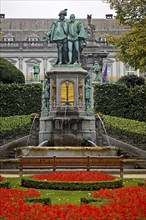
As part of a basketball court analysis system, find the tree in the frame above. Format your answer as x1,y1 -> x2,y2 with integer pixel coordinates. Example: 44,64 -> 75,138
106,0 -> 146,72
0,57 -> 25,83
108,0 -> 146,26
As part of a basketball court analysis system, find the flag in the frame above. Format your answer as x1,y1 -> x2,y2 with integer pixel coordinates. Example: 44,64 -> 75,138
102,64 -> 108,83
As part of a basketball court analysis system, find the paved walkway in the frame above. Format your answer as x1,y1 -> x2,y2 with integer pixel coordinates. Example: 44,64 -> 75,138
1,173 -> 146,179
0,169 -> 145,179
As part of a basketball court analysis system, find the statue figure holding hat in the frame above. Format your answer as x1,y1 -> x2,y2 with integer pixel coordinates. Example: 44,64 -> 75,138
44,9 -> 68,64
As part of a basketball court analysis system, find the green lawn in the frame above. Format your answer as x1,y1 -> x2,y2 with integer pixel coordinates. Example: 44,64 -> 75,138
3,177 -> 145,205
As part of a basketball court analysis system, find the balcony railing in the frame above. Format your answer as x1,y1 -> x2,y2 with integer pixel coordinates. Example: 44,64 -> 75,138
0,41 -> 55,49
0,40 -> 113,50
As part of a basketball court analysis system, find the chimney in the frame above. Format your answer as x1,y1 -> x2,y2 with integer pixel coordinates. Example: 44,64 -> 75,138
106,14 -> 113,19
0,14 -> 5,19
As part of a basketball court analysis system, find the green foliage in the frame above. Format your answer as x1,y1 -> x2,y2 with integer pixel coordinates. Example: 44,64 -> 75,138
117,74 -> 145,88
129,86 -> 146,121
0,115 -> 31,140
21,177 -> 123,191
94,83 -> 146,121
107,1 -> 146,71
0,57 -> 25,83
94,83 -> 130,118
103,115 -> 146,144
108,0 -> 146,26
0,83 -> 42,117
3,177 -> 145,205
106,19 -> 146,71
26,197 -> 51,205
0,181 -> 10,188
80,197 -> 104,205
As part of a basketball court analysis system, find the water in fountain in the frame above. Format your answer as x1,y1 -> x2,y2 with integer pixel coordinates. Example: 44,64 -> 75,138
26,114 -> 38,146
97,114 -> 111,146
87,140 -> 98,147
64,104 -> 67,117
38,140 -> 48,146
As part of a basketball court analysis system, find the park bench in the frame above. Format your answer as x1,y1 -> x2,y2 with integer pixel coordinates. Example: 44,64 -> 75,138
19,155 -> 124,178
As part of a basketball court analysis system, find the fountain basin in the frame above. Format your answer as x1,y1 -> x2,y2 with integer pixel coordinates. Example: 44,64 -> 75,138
15,146 -> 118,157
39,116 -> 97,146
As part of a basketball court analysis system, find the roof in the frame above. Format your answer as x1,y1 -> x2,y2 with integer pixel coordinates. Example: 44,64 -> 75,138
0,18 -> 128,41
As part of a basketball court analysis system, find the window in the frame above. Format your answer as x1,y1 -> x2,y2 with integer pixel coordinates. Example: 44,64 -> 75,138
61,81 -> 74,106
125,65 -> 136,75
97,37 -> 107,46
3,33 -> 15,43
27,34 -> 39,45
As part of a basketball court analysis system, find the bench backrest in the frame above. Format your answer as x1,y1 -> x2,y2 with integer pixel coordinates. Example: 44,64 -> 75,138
19,155 -> 123,178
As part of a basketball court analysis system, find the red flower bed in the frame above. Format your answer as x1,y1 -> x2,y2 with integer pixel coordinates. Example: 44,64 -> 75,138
32,171 -> 116,182
0,186 -> 146,219
0,175 -> 4,182
91,186 -> 146,219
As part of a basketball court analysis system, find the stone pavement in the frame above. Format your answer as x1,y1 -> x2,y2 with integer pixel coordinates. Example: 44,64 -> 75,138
1,173 -> 145,179
0,169 -> 146,179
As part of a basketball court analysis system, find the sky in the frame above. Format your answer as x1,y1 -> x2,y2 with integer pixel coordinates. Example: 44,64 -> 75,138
1,0 -> 115,19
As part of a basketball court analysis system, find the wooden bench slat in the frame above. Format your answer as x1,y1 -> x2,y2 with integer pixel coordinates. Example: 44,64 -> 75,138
19,155 -> 123,178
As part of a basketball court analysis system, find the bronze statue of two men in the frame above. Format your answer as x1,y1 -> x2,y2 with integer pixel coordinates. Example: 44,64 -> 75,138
44,9 -> 87,65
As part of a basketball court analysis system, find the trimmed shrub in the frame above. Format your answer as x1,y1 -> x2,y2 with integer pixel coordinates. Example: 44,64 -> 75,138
0,115 -> 31,140
26,197 -> 51,205
94,83 -> 130,117
80,197 -> 100,204
21,177 -> 123,191
0,180 -> 10,188
0,57 -> 25,84
129,86 -> 146,121
94,83 -> 146,121
0,83 -> 42,116
103,114 -> 146,144
117,74 -> 145,88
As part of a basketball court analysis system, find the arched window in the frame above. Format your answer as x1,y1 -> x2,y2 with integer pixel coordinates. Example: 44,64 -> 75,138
61,81 -> 74,106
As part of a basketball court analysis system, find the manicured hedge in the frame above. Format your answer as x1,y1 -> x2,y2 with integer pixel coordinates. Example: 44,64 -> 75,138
117,74 -> 145,88
103,114 -> 146,144
1,81 -> 145,122
21,177 -> 123,191
0,57 -> 25,84
0,181 -> 10,188
0,115 -> 31,140
94,83 -> 146,121
26,197 -> 51,205
129,86 -> 146,121
0,83 -> 42,116
80,197 -> 101,204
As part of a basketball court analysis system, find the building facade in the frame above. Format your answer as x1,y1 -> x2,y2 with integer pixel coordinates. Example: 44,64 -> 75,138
0,14 -> 140,83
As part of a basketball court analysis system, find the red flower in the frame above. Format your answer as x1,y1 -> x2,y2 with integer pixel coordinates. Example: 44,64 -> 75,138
32,171 -> 115,182
0,181 -> 146,219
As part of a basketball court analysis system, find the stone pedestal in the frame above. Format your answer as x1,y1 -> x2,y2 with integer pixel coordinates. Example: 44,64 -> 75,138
39,64 -> 97,146
46,64 -> 87,116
